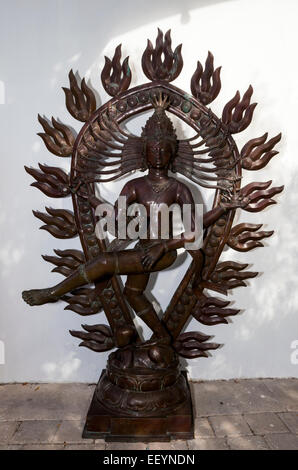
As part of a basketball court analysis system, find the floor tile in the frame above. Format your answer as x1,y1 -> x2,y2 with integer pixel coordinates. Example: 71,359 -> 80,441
11,420 -> 60,444
244,412 -> 288,435
209,415 -> 252,437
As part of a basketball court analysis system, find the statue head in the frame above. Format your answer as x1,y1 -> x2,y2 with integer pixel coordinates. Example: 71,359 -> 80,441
141,93 -> 177,170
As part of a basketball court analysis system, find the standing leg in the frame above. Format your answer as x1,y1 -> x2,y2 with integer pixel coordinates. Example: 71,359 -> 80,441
124,273 -> 171,343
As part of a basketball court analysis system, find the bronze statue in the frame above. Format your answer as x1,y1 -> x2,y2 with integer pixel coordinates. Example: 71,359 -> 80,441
22,29 -> 283,441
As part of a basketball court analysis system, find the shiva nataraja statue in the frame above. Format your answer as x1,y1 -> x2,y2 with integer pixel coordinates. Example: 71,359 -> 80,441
22,29 -> 283,440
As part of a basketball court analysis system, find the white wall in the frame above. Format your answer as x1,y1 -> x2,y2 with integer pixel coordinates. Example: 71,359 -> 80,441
0,0 -> 297,382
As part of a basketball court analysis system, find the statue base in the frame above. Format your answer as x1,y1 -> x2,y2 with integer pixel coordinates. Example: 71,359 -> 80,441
82,370 -> 194,442
82,342 -> 194,441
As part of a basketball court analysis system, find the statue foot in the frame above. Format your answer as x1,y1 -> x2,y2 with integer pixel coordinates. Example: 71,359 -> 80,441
22,288 -> 59,306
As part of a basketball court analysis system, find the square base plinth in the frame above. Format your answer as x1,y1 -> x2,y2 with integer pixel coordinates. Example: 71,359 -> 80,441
82,371 -> 194,442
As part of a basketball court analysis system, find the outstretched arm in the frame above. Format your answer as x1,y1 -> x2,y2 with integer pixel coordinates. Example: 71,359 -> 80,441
141,183 -> 249,269
203,188 -> 252,227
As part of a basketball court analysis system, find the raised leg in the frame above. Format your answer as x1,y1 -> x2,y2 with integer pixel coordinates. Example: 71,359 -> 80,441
22,245 -> 177,307
22,253 -> 116,306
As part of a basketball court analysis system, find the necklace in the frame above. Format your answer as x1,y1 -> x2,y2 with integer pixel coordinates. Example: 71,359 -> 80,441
147,178 -> 174,193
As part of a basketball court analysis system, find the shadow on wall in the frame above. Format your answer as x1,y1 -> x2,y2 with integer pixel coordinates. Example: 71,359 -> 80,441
188,179 -> 297,380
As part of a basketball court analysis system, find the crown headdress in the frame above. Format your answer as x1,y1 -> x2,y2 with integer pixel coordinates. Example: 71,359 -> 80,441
141,92 -> 177,144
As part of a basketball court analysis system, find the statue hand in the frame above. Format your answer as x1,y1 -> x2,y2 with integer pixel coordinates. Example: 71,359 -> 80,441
141,243 -> 165,270
220,188 -> 250,210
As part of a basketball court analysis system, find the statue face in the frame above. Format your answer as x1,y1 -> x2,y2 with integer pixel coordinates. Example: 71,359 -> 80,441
145,139 -> 173,169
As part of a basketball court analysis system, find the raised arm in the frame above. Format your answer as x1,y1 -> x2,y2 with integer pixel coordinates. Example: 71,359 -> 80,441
176,183 -> 233,230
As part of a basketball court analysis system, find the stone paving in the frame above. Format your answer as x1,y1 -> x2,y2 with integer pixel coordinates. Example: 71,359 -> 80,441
0,378 -> 297,450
